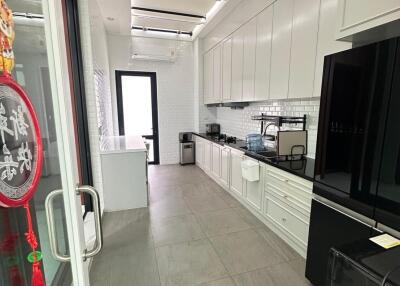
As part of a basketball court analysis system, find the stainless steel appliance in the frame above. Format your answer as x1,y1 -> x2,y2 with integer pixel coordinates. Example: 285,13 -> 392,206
206,123 -> 220,135
179,132 -> 195,165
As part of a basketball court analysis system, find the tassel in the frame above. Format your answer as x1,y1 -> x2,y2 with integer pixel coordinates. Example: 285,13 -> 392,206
24,203 -> 46,286
31,262 -> 45,286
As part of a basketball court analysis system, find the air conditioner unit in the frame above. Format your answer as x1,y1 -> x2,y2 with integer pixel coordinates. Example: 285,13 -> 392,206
131,50 -> 177,62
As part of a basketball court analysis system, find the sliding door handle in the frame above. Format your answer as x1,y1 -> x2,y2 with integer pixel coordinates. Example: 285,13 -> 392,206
45,189 -> 71,262
45,186 -> 103,263
76,185 -> 103,260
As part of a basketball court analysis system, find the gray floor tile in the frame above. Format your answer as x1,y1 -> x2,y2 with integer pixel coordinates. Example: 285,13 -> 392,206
197,277 -> 236,286
150,196 -> 192,219
155,239 -> 228,286
255,227 -> 302,261
233,207 -> 265,228
184,194 -> 230,214
92,165 -> 309,286
217,192 -> 243,208
232,266 -> 273,286
151,214 -> 205,246
196,208 -> 252,237
91,245 -> 160,286
209,229 -> 285,275
233,262 -> 310,286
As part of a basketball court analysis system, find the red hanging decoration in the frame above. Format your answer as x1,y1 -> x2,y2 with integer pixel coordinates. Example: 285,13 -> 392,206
0,1 -> 46,285
24,203 -> 45,286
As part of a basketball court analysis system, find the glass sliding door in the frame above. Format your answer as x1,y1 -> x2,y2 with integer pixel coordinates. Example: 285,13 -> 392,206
0,0 -> 99,285
116,71 -> 160,164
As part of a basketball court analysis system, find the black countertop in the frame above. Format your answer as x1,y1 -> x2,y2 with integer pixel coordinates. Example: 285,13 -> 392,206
193,133 -> 315,181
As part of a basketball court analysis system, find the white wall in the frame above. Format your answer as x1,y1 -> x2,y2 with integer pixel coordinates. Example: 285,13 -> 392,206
107,35 -> 195,164
78,0 -> 115,212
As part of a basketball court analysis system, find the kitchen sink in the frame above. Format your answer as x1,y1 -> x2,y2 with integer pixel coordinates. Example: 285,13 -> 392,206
256,150 -> 277,158
239,146 -> 277,158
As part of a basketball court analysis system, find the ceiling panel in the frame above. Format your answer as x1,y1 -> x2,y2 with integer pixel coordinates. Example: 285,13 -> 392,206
131,16 -> 197,32
131,0 -> 216,16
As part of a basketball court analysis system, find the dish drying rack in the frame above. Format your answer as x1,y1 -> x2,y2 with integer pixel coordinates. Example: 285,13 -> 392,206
251,113 -> 307,133
251,113 -> 308,161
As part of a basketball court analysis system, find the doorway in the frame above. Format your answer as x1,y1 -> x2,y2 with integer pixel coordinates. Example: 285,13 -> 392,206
116,71 -> 160,164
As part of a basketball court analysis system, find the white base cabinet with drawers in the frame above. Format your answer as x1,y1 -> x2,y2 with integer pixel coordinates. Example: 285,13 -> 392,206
193,135 -> 312,257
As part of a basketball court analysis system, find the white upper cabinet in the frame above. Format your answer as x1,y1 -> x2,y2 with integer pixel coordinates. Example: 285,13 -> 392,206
270,0 -> 294,100
337,0 -> 400,40
203,50 -> 214,104
242,18 -> 257,102
213,45 -> 222,103
222,38 -> 232,102
255,6 -> 273,101
231,28 -> 244,102
288,0 -> 320,99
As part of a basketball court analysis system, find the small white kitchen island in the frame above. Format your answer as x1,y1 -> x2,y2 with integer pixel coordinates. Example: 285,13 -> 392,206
100,136 -> 149,212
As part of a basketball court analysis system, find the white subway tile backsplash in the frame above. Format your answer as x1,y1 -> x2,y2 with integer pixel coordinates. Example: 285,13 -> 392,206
203,98 -> 321,158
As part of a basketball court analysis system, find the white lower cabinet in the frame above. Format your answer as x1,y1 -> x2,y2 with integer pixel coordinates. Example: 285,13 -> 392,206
243,159 -> 264,212
195,136 -> 205,168
212,143 -> 222,178
264,194 -> 309,246
204,140 -> 212,173
194,137 -> 313,258
263,165 -> 312,256
220,147 -> 230,188
230,149 -> 244,197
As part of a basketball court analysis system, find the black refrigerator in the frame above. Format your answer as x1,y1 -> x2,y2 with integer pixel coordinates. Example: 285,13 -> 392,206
306,37 -> 400,285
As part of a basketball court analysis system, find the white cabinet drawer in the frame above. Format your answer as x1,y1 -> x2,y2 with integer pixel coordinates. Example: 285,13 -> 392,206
266,181 -> 310,216
264,195 -> 309,246
265,174 -> 311,208
266,165 -> 312,193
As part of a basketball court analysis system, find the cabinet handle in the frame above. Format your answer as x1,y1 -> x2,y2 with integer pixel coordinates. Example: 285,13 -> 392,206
268,172 -> 289,184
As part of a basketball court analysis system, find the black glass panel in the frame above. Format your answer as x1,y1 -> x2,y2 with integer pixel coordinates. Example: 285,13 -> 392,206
314,39 -> 397,216
375,44 -> 400,231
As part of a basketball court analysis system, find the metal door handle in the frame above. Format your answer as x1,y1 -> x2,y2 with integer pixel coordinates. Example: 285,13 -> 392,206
45,189 -> 70,262
76,185 -> 103,260
45,185 -> 103,262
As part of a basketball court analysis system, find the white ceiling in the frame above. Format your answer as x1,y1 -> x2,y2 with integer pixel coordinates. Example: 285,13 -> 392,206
131,0 -> 217,37
131,0 -> 216,16
97,0 -> 131,35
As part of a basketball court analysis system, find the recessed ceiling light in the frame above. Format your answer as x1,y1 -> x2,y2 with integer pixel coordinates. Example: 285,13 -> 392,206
107,17 -> 115,21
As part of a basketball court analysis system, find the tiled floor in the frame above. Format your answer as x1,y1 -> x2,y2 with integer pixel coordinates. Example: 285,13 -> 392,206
90,164 -> 312,286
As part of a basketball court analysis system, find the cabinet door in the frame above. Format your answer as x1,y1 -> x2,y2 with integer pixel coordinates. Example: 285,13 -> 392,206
195,137 -> 204,168
230,150 -> 244,196
255,6 -> 273,101
213,44 -> 222,103
244,160 -> 263,211
203,50 -> 213,104
288,0 -> 320,99
242,18 -> 257,102
222,38 -> 232,102
212,143 -> 221,178
231,28 -> 244,102
221,147 -> 230,188
270,0 -> 294,100
336,0 -> 400,39
204,141 -> 212,172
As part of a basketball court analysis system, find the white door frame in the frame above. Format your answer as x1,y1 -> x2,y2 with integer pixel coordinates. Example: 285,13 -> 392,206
43,0 -> 90,284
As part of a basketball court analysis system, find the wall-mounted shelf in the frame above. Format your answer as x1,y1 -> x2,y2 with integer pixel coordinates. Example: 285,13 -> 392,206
251,113 -> 307,131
